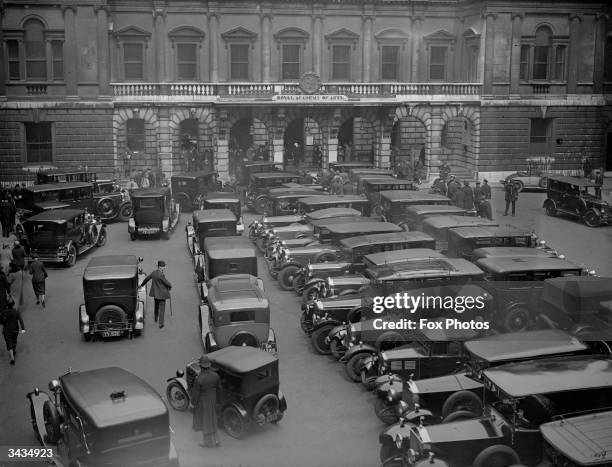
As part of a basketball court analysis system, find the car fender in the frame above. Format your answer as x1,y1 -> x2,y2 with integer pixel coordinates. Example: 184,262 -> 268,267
175,191 -> 192,205
403,408 -> 434,422
312,318 -> 343,332
327,325 -> 348,342
279,260 -> 304,270
134,300 -> 144,329
341,344 -> 377,363
379,420 -> 415,445
165,376 -> 188,393
200,282 -> 209,300
278,390 -> 287,412
255,193 -> 270,203
199,304 -> 209,343
27,389 -> 60,450
225,402 -> 248,421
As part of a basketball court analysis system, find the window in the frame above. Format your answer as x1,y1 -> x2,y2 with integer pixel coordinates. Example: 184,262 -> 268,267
332,45 -> 351,80
230,44 -> 249,80
467,46 -> 479,81
126,119 -> 145,151
51,41 -> 64,80
519,45 -> 530,80
520,26 -> 567,81
529,118 -> 552,155
24,19 -> 46,80
533,27 -> 552,80
281,44 -> 301,80
7,40 -> 20,80
230,311 -> 255,322
177,43 -> 197,80
124,43 -> 144,80
25,122 -> 53,164
429,46 -> 447,80
381,45 -> 400,81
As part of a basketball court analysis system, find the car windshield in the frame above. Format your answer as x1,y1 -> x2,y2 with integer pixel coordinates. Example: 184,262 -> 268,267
26,222 -> 61,237
230,310 -> 255,322
579,185 -> 599,197
33,191 -> 60,203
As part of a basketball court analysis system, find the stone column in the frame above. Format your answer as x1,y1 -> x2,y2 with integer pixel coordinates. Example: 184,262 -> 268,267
509,13 -> 523,95
312,15 -> 322,75
483,13 -> 497,95
411,17 -> 423,82
362,16 -> 373,82
567,14 -> 582,94
63,6 -> 78,97
261,13 -> 272,81
157,107 -> 173,177
215,109 -> 229,179
96,6 -> 110,96
428,109 -> 445,175
153,8 -> 166,82
593,13 -> 608,94
209,13 -> 219,81
0,5 -> 6,98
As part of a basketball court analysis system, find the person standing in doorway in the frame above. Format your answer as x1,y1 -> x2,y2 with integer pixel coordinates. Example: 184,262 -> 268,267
28,253 -> 48,308
191,355 -> 221,448
504,181 -> 519,216
0,195 -> 12,238
140,260 -> 172,328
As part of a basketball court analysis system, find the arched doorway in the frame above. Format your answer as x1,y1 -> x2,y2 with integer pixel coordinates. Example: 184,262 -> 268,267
179,119 -> 199,172
391,116 -> 427,177
229,119 -> 253,177
337,118 -> 354,162
440,117 -> 475,173
284,118 -> 304,169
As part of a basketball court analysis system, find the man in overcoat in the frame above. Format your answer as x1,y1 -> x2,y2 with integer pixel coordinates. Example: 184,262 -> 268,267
11,241 -> 26,271
461,181 -> 475,210
191,355 -> 220,447
481,179 -> 492,199
504,182 -> 519,216
140,260 -> 172,328
28,253 -> 48,308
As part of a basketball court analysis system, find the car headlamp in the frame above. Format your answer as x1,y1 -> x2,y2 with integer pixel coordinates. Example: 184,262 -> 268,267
395,433 -> 403,449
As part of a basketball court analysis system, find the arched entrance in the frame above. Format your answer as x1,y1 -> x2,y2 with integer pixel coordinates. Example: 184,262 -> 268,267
337,118 -> 353,162
391,116 -> 427,177
179,119 -> 199,172
440,117 -> 475,173
284,118 -> 304,169
229,118 -> 252,177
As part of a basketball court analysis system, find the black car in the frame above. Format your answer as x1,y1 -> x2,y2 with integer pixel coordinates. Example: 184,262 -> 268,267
20,182 -> 94,218
202,192 -> 244,233
128,187 -> 180,240
196,236 -> 258,283
171,170 -> 220,212
246,172 -> 303,213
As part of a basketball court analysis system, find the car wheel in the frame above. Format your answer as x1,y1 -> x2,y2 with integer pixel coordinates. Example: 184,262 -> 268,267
311,325 -> 334,355
97,197 -> 116,218
299,310 -> 312,333
513,180 -> 524,192
292,274 -> 305,294
254,197 -> 269,215
442,410 -> 479,423
441,390 -> 483,419
223,406 -> 246,439
503,303 -> 531,333
539,177 -> 548,189
302,286 -> 321,304
329,339 -> 346,360
43,400 -> 62,444
118,202 -> 133,222
96,229 -> 107,247
374,398 -> 399,425
253,394 -> 280,425
166,382 -> 190,412
95,305 -> 127,335
345,352 -> 372,382
375,332 -> 405,352
584,211 -> 602,228
65,244 -> 77,267
545,203 -> 556,217
278,265 -> 300,291
472,445 -> 520,467
229,331 -> 258,348
379,442 -> 401,465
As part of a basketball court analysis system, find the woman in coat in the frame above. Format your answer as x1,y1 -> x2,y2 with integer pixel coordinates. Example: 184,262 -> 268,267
1,302 -> 25,365
7,262 -> 23,311
28,253 -> 47,308
191,356 -> 220,447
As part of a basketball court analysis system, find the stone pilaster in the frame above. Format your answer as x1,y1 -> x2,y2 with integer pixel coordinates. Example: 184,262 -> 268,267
483,13 -> 497,95
157,107 -> 173,177
312,15 -> 323,75
567,14 -> 582,94
362,16 -> 373,82
509,13 -> 523,95
63,6 -> 78,97
95,6 -> 110,96
153,8 -> 166,82
209,13 -> 219,81
261,13 -> 272,81
411,17 -> 423,82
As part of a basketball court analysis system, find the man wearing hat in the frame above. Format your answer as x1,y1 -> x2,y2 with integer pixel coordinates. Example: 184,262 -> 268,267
140,260 -> 172,328
191,355 -> 221,447
11,241 -> 26,271
481,179 -> 491,200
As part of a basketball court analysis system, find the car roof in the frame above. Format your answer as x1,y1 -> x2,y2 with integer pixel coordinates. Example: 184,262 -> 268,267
83,255 -> 139,281
208,274 -> 267,311
423,215 -> 498,229
475,256 -> 581,273
364,248 -> 445,265
540,410 -> 612,465
548,175 -> 600,187
405,205 -> 468,215
464,329 -> 588,362
306,207 -> 362,220
131,187 -> 170,197
25,208 -> 84,222
171,170 -> 217,179
310,217 -> 379,228
251,172 -> 300,179
542,276 -> 612,301
449,225 -> 532,238
193,209 -> 237,223
60,367 -> 167,430
367,257 -> 484,279
268,188 -> 322,198
244,161 -> 279,168
204,192 -> 240,202
362,178 -> 413,186
472,247 -> 556,258
26,181 -> 92,192
204,237 -> 256,259
207,345 -> 278,373
349,168 -> 395,175
380,190 -> 451,203
483,355 -> 612,398
325,222 -> 402,235
340,231 -> 434,248
298,194 -> 367,204
330,162 -> 374,168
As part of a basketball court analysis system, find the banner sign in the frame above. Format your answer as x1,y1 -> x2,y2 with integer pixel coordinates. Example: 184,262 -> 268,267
272,94 -> 349,102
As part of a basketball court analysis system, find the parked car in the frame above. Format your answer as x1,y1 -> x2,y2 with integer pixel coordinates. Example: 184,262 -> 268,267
22,209 -> 107,266
264,187 -> 326,216
500,168 -> 550,192
128,187 -> 180,240
20,182 -> 94,218
543,175 -> 611,227
195,236 -> 258,284
198,274 -> 276,354
79,255 -> 146,341
27,367 -> 179,467
399,204 -> 471,231
379,190 -> 453,224
235,161 -> 282,186
296,194 -> 371,216
167,347 -> 286,439
329,162 -> 374,172
394,355 -> 612,467
186,209 -> 240,257
248,213 -> 306,241
471,246 -> 570,260
171,170 -> 220,211
202,192 -> 244,233
360,178 -> 416,213
304,207 -> 362,222
245,172 -> 302,213
421,215 -> 499,253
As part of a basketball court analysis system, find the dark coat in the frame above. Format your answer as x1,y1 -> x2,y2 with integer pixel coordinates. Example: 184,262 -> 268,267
28,259 -> 48,283
454,186 -> 465,207
505,183 -> 518,202
447,181 -> 459,202
478,200 -> 493,220
141,269 -> 171,300
12,246 -> 26,269
462,185 -> 475,210
0,271 -> 9,310
0,199 -> 12,222
1,305 -> 25,335
191,368 -> 220,434
481,183 -> 492,199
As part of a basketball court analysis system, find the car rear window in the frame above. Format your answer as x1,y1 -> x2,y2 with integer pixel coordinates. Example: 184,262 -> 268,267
230,311 -> 255,322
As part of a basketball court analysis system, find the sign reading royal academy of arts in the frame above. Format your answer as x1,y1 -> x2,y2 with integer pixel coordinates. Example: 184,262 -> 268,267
271,72 -> 348,102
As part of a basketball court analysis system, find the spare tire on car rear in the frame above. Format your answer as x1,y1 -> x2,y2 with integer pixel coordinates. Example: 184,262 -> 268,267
230,331 -> 258,348
95,305 -> 127,331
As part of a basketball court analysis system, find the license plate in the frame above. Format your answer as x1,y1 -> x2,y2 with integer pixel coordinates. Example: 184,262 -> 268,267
102,330 -> 122,338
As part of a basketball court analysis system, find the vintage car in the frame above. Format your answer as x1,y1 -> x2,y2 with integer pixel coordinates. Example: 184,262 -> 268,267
198,274 -> 276,355
27,367 -> 179,466
539,410 -> 612,467
195,236 -> 258,284
400,204 -> 471,231
235,161 -> 282,186
128,187 -> 180,240
186,209 -> 240,257
20,182 -> 94,218
393,355 -> 612,467
379,334 -> 600,464
297,194 -> 371,216
245,172 -> 302,213
167,347 -> 286,439
476,255 -> 586,332
79,255 -> 146,341
248,213 -> 306,240
22,209 -> 107,266
360,178 -> 416,211
202,192 -> 244,233
348,168 -> 396,183
264,187 -> 326,216
471,246 -> 569,261
171,169 -> 220,211
500,166 -> 550,192
379,190 -> 453,224
421,215 -> 499,253
298,231 -> 436,297
543,175 -> 611,227
446,225 -> 559,261
352,174 -> 397,195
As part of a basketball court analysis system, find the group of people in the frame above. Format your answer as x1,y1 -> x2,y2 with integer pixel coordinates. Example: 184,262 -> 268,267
432,176 -> 494,220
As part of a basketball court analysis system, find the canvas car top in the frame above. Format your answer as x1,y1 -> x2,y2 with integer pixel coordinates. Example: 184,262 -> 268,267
363,248 -> 445,265
171,169 -> 217,180
472,247 -> 557,258
25,208 -> 84,223
83,255 -> 139,281
325,222 -> 402,235
298,194 -> 368,204
250,171 -> 300,180
26,181 -> 92,192
339,231 -> 434,249
60,366 -> 168,430
367,257 -> 484,280
362,178 -> 413,186
548,175 -> 602,187
193,209 -> 236,224
305,207 -> 362,220
541,276 -> 612,308
449,225 -> 532,239
423,215 -> 498,230
540,410 -> 612,466
131,187 -> 171,198
207,345 -> 278,374
207,274 -> 267,311
482,355 -> 612,398
464,329 -> 588,362
380,190 -> 451,203
309,217 -> 379,228
475,256 -> 582,274
204,236 -> 256,259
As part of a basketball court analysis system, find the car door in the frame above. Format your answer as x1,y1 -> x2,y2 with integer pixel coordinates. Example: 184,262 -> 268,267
559,185 -> 581,215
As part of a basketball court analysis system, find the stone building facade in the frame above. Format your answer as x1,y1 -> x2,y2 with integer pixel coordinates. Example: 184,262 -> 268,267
1,0 -> 611,183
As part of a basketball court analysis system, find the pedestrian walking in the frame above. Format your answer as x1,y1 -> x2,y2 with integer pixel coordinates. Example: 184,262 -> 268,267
0,244 -> 12,274
504,181 -> 519,216
481,179 -> 492,199
595,168 -> 604,198
191,355 -> 221,448
28,254 -> 47,308
478,194 -> 493,220
7,262 -> 24,311
0,266 -> 10,311
140,260 -> 172,328
11,241 -> 26,271
0,195 -> 12,238
0,302 -> 25,365
461,181 -> 475,210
